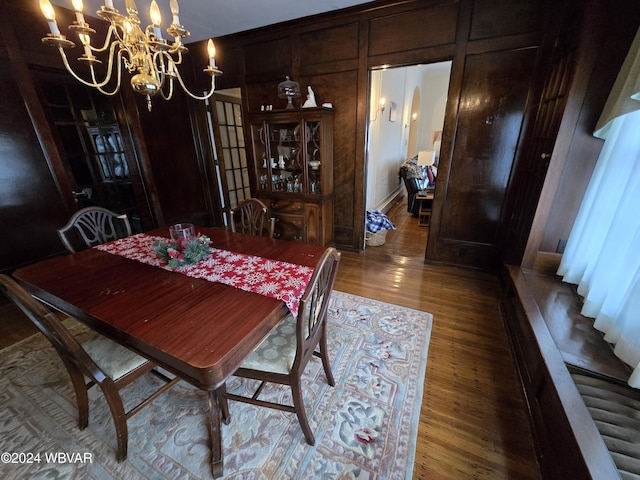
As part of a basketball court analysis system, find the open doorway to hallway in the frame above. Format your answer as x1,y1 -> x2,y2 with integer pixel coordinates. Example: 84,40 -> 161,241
365,61 -> 452,258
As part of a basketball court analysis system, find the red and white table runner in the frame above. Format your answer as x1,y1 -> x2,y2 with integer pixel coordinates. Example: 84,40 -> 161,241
96,233 -> 313,317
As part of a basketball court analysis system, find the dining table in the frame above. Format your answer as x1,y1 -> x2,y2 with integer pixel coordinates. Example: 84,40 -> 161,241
12,226 -> 327,478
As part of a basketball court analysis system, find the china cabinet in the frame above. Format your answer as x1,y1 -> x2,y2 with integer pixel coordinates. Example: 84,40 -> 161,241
246,107 -> 334,245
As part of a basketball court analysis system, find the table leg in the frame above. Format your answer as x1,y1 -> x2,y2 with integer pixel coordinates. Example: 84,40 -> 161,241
207,389 -> 224,478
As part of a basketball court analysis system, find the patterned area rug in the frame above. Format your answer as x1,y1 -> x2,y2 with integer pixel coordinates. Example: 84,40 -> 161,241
0,291 -> 432,479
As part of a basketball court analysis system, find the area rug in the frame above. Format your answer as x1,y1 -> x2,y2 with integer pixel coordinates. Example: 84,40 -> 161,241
0,291 -> 432,479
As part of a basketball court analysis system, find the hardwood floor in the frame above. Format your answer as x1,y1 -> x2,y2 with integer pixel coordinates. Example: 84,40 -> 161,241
1,200 -> 542,478
335,199 -> 542,480
0,300 -> 37,349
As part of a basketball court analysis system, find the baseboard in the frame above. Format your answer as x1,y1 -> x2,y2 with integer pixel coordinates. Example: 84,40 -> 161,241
373,186 -> 404,215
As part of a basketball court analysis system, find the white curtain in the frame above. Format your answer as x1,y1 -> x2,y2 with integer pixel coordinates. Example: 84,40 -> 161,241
557,27 -> 640,388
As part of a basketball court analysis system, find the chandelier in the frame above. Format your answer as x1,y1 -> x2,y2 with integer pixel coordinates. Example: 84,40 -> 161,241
39,0 -> 223,111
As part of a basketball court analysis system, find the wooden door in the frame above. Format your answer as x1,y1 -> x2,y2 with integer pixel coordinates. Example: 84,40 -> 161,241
501,3 -> 582,265
35,70 -> 154,232
208,93 -> 250,226
427,47 -> 539,270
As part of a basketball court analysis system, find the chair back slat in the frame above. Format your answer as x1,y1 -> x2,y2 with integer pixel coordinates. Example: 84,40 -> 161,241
295,247 -> 340,367
230,198 -> 275,238
58,207 -> 132,253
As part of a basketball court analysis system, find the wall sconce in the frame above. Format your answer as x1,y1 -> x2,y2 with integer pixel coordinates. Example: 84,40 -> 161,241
412,112 -> 418,122
388,101 -> 398,122
370,97 -> 386,122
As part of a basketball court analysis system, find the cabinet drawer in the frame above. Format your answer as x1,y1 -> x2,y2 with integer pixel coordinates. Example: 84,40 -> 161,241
273,213 -> 305,242
270,200 -> 304,215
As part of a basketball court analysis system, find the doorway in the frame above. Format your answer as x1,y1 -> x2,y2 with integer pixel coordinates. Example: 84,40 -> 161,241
365,61 -> 452,255
203,88 -> 253,228
35,70 -> 154,232
205,90 -> 250,227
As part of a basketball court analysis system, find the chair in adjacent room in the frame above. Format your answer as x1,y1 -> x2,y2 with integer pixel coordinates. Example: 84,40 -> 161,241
0,274 -> 180,462
399,159 -> 423,216
229,198 -> 275,238
217,247 -> 341,445
57,206 -> 133,253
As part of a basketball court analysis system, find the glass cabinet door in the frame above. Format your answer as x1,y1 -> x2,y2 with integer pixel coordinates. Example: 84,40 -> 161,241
266,120 -> 304,194
249,113 -> 329,198
306,121 -> 321,195
250,123 -> 269,193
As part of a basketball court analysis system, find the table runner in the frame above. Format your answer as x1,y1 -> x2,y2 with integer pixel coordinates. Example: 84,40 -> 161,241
95,233 -> 313,316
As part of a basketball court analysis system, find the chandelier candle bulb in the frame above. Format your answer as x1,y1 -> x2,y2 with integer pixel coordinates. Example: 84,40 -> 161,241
104,0 -> 114,8
125,0 -> 138,13
149,1 -> 163,39
170,0 -> 180,25
39,0 -> 60,35
72,0 -> 85,25
207,39 -> 216,68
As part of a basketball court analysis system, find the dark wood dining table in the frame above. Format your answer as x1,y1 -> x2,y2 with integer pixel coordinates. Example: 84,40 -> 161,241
12,227 -> 327,478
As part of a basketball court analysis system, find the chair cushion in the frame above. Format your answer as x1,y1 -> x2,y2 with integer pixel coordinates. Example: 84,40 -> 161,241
241,314 -> 297,374
82,335 -> 149,380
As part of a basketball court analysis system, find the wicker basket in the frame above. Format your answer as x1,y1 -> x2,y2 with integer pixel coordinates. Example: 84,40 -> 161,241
365,230 -> 387,246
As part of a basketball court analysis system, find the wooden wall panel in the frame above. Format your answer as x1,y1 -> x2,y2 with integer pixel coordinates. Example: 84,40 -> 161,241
244,37 -> 292,79
134,92 -> 211,227
303,70 -> 359,244
245,81 -> 287,112
368,4 -> 458,57
214,42 -> 245,90
432,47 -> 538,269
469,0 -> 545,41
299,23 -> 360,66
0,57 -> 68,271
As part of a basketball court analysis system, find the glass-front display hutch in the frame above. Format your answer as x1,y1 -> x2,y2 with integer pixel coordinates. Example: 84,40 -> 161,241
247,107 -> 334,245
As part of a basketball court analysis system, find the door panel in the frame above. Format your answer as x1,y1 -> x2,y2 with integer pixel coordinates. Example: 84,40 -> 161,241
501,3 -> 581,265
36,70 -> 153,233
429,47 -> 538,269
0,59 -> 69,271
208,94 -> 250,226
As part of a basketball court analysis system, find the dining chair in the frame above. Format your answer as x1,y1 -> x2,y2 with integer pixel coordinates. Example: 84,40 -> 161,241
57,206 -> 133,253
217,247 -> 341,445
0,274 -> 180,462
229,198 -> 275,238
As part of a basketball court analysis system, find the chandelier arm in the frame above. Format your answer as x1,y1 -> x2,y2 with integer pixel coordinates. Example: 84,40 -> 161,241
170,51 -> 184,66
167,48 -> 182,61
88,24 -> 119,54
157,76 -> 174,100
152,51 -> 169,97
58,46 -> 117,91
89,50 -> 124,96
171,67 -> 216,100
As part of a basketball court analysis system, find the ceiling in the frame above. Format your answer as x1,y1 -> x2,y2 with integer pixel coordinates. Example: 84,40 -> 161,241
53,0 -> 376,43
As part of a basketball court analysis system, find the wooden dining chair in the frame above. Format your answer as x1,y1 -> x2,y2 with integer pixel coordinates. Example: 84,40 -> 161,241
57,206 -> 133,253
229,198 -> 275,238
0,274 -> 180,462
217,247 -> 341,445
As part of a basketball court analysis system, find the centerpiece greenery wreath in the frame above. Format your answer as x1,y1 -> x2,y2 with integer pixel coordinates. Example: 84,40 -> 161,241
153,233 -> 211,268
